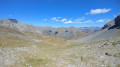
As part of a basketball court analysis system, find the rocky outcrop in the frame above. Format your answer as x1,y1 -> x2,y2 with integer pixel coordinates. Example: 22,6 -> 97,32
102,15 -> 120,30
102,20 -> 115,29
115,14 -> 120,27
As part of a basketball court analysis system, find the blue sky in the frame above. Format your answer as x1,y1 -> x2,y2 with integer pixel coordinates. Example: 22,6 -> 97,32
0,0 -> 120,27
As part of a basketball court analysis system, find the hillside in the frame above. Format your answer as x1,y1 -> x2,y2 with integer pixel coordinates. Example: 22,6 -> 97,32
73,15 -> 120,43
0,25 -> 33,41
0,15 -> 120,67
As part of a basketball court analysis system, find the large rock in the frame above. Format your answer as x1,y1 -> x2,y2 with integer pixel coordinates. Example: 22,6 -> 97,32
115,14 -> 120,27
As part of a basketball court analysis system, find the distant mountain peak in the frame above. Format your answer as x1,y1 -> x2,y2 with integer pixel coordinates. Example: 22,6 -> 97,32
8,19 -> 18,23
0,19 -> 18,24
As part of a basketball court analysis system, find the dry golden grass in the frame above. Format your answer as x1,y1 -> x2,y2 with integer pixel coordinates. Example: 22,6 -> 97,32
26,32 -> 69,45
0,38 -> 30,47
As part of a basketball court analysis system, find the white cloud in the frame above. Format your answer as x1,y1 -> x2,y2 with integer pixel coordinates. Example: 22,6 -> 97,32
51,17 -> 94,24
86,8 -> 111,15
63,17 -> 85,24
61,18 -> 67,22
96,19 -> 111,22
84,20 -> 94,23
51,17 -> 59,21
51,17 -> 64,22
64,20 -> 73,24
64,20 -> 94,24
96,20 -> 105,22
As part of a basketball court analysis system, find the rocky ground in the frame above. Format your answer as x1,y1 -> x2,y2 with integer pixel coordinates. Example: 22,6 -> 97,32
0,36 -> 120,67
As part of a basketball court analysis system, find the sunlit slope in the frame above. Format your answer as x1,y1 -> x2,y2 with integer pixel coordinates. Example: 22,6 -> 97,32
73,28 -> 120,43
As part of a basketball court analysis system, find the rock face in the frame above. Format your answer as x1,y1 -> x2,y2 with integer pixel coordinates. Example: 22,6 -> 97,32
102,15 -> 120,30
102,20 -> 115,29
115,14 -> 120,27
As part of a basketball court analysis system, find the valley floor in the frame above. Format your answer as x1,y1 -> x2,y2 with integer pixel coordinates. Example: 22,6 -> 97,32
0,37 -> 120,67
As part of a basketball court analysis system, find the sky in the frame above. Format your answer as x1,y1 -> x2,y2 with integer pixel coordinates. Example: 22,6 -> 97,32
0,0 -> 120,27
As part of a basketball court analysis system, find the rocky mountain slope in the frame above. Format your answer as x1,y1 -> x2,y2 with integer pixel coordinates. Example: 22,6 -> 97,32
0,19 -> 100,40
73,15 -> 120,43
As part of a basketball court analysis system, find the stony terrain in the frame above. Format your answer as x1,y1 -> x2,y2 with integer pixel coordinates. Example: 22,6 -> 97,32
0,15 -> 120,67
0,36 -> 120,67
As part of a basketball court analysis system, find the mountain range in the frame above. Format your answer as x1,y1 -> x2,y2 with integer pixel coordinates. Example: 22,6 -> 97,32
0,15 -> 120,67
0,19 -> 101,40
